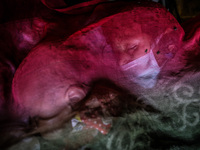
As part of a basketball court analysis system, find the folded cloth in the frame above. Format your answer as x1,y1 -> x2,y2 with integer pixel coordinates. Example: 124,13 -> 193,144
40,0 -> 109,14
71,113 -> 112,135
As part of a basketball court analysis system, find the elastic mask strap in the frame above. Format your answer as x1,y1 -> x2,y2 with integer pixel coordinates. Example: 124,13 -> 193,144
160,58 -> 170,69
150,32 -> 175,69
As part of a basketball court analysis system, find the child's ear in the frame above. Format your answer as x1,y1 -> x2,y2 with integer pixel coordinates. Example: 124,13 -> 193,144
66,85 -> 87,107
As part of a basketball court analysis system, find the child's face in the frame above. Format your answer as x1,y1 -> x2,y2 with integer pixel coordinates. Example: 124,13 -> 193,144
108,23 -> 152,66
114,33 -> 151,66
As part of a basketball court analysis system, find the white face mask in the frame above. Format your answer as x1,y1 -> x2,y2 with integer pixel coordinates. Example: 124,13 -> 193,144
121,50 -> 160,88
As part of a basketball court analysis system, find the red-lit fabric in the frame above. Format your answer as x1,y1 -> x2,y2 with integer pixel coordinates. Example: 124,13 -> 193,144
40,0 -> 109,14
82,117 -> 111,135
180,15 -> 200,72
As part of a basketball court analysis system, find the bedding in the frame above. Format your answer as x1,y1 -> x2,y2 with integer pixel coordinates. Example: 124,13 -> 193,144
7,72 -> 200,150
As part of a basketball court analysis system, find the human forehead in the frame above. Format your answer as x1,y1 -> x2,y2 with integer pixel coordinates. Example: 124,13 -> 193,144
103,21 -> 144,46
101,5 -> 180,36
114,33 -> 151,50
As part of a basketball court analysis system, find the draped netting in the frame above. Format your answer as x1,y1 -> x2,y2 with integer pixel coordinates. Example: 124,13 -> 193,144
0,0 -> 200,149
